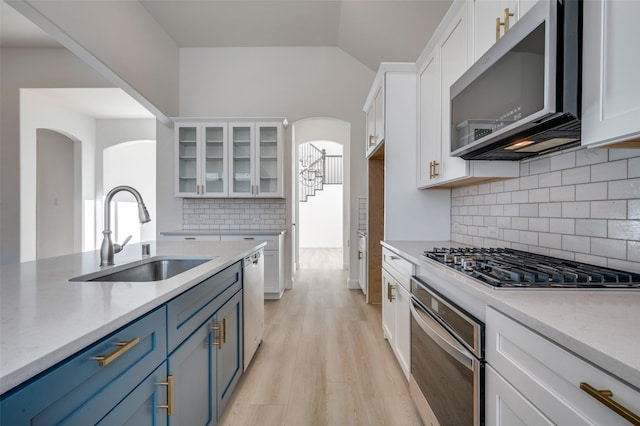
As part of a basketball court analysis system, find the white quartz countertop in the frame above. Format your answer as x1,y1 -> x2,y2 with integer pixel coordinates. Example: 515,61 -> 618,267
0,240 -> 265,395
382,240 -> 640,391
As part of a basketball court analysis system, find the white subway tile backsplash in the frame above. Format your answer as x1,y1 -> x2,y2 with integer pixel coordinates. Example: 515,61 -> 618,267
503,204 -> 519,216
550,185 -> 575,202
628,241 -> 640,262
591,237 -> 626,259
575,219 -> 607,237
629,200 -> 640,219
562,166 -> 590,185
609,149 -> 640,161
608,178 -> 640,200
576,148 -> 608,166
539,232 -> 562,249
562,235 -> 590,254
496,192 -> 512,204
503,178 -> 519,192
591,160 -> 627,182
512,217 -> 529,230
512,190 -> 529,203
520,175 -> 539,190
182,198 -> 286,232
608,220 -> 640,240
591,200 -> 627,219
519,204 -> 539,217
539,202 -> 562,217
550,151 -> 576,171
576,182 -> 607,201
520,162 -> 530,176
529,217 -> 550,232
529,188 -> 550,203
539,171 -> 562,187
550,218 -> 575,234
561,201 -> 590,218
520,231 -> 538,245
529,157 -> 551,175
575,253 -> 608,268
629,158 -> 640,178
490,181 -> 504,193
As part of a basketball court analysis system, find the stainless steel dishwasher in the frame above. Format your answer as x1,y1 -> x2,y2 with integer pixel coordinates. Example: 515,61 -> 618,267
243,249 -> 264,370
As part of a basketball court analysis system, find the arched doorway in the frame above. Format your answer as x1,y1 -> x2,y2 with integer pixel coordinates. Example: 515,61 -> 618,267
36,129 -> 82,258
291,117 -> 350,276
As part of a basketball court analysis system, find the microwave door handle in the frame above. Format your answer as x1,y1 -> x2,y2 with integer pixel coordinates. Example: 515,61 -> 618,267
410,300 -> 475,371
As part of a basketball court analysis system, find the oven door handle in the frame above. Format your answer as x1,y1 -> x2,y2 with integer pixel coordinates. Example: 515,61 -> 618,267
410,300 -> 475,371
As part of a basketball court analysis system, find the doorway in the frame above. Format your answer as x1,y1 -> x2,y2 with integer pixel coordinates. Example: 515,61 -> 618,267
36,129 -> 81,258
291,118 -> 350,276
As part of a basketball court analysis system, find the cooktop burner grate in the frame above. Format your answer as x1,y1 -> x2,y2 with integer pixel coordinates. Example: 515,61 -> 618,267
422,247 -> 640,289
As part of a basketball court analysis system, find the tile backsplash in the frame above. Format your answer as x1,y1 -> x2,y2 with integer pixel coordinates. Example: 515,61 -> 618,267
451,147 -> 640,272
183,198 -> 286,231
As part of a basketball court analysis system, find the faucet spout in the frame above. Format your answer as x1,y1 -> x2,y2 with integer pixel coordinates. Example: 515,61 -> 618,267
100,186 -> 151,267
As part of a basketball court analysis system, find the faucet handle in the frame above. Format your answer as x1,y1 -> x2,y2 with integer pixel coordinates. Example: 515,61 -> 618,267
114,235 -> 132,253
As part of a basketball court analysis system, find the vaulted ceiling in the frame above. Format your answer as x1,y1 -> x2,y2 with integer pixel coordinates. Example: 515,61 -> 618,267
1,0 -> 453,71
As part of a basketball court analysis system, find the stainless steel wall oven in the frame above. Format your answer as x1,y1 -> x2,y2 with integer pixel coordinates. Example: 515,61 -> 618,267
409,276 -> 485,426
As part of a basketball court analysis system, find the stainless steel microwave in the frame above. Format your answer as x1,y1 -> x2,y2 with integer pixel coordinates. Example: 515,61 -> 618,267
450,0 -> 582,160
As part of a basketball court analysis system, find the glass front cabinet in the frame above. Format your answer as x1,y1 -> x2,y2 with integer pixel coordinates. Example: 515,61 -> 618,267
175,120 -> 283,198
228,122 -> 284,198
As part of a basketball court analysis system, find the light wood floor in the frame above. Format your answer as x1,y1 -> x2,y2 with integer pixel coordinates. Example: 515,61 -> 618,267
218,248 -> 423,426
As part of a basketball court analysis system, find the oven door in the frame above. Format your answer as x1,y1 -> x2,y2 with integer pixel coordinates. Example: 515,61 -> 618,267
410,298 -> 483,426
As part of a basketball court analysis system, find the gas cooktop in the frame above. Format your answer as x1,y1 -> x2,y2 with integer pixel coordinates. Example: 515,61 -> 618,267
422,247 -> 640,289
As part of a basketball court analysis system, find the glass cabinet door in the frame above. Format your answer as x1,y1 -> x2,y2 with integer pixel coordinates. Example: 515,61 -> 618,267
256,125 -> 280,196
203,125 -> 227,196
177,125 -> 199,195
230,124 -> 253,196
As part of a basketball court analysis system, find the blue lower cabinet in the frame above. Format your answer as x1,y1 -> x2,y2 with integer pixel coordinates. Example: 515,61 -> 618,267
215,290 -> 243,419
98,362 -> 169,425
0,307 -> 167,425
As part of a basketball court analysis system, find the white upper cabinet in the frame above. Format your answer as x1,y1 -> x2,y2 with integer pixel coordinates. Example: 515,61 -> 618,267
364,84 -> 385,157
582,0 -> 640,148
175,120 -> 284,198
417,1 -> 518,189
175,122 -> 228,197
229,122 -> 284,198
472,0 -> 538,62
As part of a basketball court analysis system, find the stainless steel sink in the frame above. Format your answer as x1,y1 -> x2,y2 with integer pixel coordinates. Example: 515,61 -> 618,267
70,257 -> 215,282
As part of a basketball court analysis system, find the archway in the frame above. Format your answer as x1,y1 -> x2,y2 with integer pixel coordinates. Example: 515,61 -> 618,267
291,117 -> 350,276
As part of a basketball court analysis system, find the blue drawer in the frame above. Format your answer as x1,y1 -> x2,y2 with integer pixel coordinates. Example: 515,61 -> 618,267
0,307 -> 167,425
167,261 -> 242,353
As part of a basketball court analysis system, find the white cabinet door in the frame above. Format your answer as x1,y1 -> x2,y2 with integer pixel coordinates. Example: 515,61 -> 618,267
417,50 -> 442,188
255,123 -> 284,197
229,123 -> 255,197
438,6 -> 470,183
582,0 -> 640,147
365,84 -> 384,157
394,283 -> 411,381
381,269 -> 396,348
175,123 -> 201,197
485,365 -> 554,426
175,122 -> 228,197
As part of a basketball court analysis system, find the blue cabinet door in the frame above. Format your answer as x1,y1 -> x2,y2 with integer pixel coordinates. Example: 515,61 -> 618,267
98,362 -> 168,425
168,318 -> 215,425
215,290 -> 243,419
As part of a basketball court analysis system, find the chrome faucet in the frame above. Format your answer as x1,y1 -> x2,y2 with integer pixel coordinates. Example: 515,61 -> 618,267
100,186 -> 151,266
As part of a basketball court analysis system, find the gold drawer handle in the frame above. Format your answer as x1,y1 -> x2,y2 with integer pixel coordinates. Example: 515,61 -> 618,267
158,375 -> 174,416
93,337 -> 140,367
210,317 -> 227,349
387,282 -> 396,302
580,382 -> 640,425
368,134 -> 375,147
221,317 -> 227,345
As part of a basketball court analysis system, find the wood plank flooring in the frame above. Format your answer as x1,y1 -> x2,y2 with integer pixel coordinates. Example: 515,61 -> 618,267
218,248 -> 423,426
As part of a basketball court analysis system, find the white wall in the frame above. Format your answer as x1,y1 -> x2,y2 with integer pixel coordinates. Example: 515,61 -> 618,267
0,47 -> 111,265
12,0 -> 180,119
20,89 -> 98,262
300,185 -> 343,247
162,47 -> 374,287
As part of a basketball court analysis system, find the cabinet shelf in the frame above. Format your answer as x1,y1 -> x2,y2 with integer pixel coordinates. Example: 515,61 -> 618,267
180,156 -> 197,160
180,176 -> 197,180
206,156 -> 224,160
180,140 -> 197,144
233,140 -> 250,144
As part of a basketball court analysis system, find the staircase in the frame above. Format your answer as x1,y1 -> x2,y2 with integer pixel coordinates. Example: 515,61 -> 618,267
299,143 -> 342,202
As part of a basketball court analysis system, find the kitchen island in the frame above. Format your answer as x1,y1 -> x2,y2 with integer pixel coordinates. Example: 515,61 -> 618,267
0,239 -> 265,397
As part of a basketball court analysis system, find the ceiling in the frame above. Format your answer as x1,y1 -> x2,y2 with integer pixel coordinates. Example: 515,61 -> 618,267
1,0 -> 453,70
1,0 -> 452,118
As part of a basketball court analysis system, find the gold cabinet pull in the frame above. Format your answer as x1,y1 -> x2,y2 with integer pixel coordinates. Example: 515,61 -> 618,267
496,8 -> 515,41
580,382 -> 640,425
387,282 -> 396,301
158,375 -> 174,416
432,161 -> 439,178
93,337 -> 140,367
210,318 -> 226,349
368,134 -> 375,147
